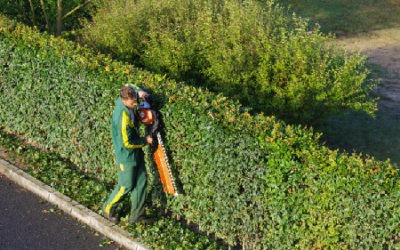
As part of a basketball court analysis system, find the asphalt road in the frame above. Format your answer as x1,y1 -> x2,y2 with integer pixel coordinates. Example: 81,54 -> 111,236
0,173 -> 123,250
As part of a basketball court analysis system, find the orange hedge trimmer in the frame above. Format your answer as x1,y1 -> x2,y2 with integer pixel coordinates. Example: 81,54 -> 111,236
138,101 -> 178,197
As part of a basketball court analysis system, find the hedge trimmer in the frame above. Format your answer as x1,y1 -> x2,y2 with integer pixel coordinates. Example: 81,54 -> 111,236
138,101 -> 178,197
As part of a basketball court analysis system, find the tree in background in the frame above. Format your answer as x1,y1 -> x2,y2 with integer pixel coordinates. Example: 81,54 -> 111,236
0,0 -> 104,36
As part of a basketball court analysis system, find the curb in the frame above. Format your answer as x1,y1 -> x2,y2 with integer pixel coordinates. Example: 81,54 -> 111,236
0,158 -> 148,250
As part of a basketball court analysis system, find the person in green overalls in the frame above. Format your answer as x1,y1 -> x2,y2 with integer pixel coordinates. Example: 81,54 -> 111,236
102,84 -> 153,224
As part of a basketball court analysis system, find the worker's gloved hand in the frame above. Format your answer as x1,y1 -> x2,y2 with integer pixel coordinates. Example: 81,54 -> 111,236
146,135 -> 153,145
138,90 -> 151,100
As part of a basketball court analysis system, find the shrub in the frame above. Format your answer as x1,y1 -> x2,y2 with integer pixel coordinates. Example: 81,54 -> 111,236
80,0 -> 378,124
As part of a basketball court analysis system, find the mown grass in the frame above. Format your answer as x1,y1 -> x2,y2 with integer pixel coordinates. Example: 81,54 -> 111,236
318,107 -> 400,167
279,0 -> 400,35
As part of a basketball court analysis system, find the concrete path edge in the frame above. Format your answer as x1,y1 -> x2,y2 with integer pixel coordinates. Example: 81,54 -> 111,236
0,158 -> 148,250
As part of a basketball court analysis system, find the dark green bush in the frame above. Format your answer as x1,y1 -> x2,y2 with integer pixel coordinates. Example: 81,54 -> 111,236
80,0 -> 378,124
1,22 -> 399,249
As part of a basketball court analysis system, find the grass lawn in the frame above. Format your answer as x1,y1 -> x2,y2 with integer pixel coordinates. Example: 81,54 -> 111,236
317,107 -> 400,167
279,0 -> 400,35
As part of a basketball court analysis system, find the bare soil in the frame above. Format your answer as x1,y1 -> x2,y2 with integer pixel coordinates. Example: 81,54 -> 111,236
337,28 -> 400,114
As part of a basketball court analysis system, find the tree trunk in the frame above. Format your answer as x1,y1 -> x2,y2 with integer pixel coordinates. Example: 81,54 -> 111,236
55,0 -> 91,36
56,0 -> 63,36
40,0 -> 50,33
27,0 -> 36,26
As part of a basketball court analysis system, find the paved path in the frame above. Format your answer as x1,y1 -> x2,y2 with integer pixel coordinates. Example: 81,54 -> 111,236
0,173 -> 120,250
338,28 -> 400,113
0,158 -> 148,250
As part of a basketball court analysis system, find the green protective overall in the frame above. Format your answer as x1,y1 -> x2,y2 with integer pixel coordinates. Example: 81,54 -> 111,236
102,90 -> 148,223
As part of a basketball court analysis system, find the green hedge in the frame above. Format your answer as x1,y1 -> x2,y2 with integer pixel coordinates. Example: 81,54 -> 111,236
1,22 -> 400,249
80,0 -> 378,124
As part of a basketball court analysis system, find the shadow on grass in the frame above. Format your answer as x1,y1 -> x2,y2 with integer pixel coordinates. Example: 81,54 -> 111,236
315,105 -> 400,167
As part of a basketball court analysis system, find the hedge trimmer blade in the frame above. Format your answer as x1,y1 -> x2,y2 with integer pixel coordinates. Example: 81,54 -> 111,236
140,99 -> 178,197
153,131 -> 178,196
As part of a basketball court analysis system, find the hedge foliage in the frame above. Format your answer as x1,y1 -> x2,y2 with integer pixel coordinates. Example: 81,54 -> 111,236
80,0 -> 378,124
1,21 -> 400,249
